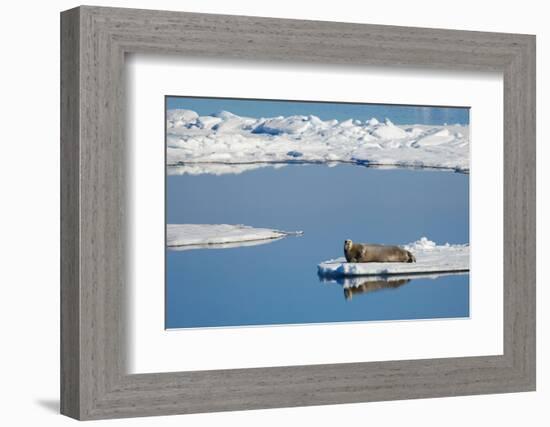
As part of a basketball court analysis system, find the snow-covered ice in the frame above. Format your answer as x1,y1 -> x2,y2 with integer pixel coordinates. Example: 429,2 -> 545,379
317,237 -> 469,277
167,109 -> 469,175
167,224 -> 302,250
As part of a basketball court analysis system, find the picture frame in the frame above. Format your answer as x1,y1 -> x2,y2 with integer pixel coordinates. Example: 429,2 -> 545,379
60,5 -> 536,420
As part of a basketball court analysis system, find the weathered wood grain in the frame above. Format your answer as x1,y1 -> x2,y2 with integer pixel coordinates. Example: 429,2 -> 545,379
60,5 -> 536,420
60,7 -> 80,419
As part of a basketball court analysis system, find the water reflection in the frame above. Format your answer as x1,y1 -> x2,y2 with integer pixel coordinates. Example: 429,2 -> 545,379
319,272 -> 468,301
167,237 -> 285,251
342,278 -> 411,300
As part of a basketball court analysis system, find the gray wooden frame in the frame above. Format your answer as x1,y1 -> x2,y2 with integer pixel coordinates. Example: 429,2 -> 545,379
60,5 -> 536,420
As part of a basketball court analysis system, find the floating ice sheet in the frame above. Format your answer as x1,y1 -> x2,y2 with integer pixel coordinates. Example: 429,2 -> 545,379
167,224 -> 302,250
317,237 -> 469,277
166,109 -> 469,175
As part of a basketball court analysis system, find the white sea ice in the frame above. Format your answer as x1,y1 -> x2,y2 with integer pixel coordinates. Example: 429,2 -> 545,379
317,237 -> 469,277
166,109 -> 469,175
167,224 -> 303,250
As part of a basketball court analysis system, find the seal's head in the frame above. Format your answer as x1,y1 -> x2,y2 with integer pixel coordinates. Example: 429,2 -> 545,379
344,239 -> 353,251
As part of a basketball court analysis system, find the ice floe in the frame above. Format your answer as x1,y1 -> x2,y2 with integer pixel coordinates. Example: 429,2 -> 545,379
317,237 -> 469,277
167,109 -> 469,175
167,224 -> 303,250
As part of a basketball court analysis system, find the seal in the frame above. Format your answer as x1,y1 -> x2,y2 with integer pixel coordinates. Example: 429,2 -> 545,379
344,239 -> 416,263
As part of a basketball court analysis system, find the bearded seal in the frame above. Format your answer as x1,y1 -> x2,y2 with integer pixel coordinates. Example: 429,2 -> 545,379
344,239 -> 416,263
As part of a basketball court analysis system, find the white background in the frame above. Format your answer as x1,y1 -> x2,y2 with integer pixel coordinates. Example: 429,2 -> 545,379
129,57 -> 503,373
0,1 -> 546,426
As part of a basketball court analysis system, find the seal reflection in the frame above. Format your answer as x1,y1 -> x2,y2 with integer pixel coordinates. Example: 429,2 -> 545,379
342,277 -> 411,300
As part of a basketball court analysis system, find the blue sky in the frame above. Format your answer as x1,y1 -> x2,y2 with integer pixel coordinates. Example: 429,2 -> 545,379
166,96 -> 470,125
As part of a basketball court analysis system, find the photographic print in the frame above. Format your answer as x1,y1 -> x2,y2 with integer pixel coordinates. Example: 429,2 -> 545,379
165,97 -> 470,329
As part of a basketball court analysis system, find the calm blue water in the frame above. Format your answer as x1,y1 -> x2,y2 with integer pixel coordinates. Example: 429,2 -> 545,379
166,165 -> 469,329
